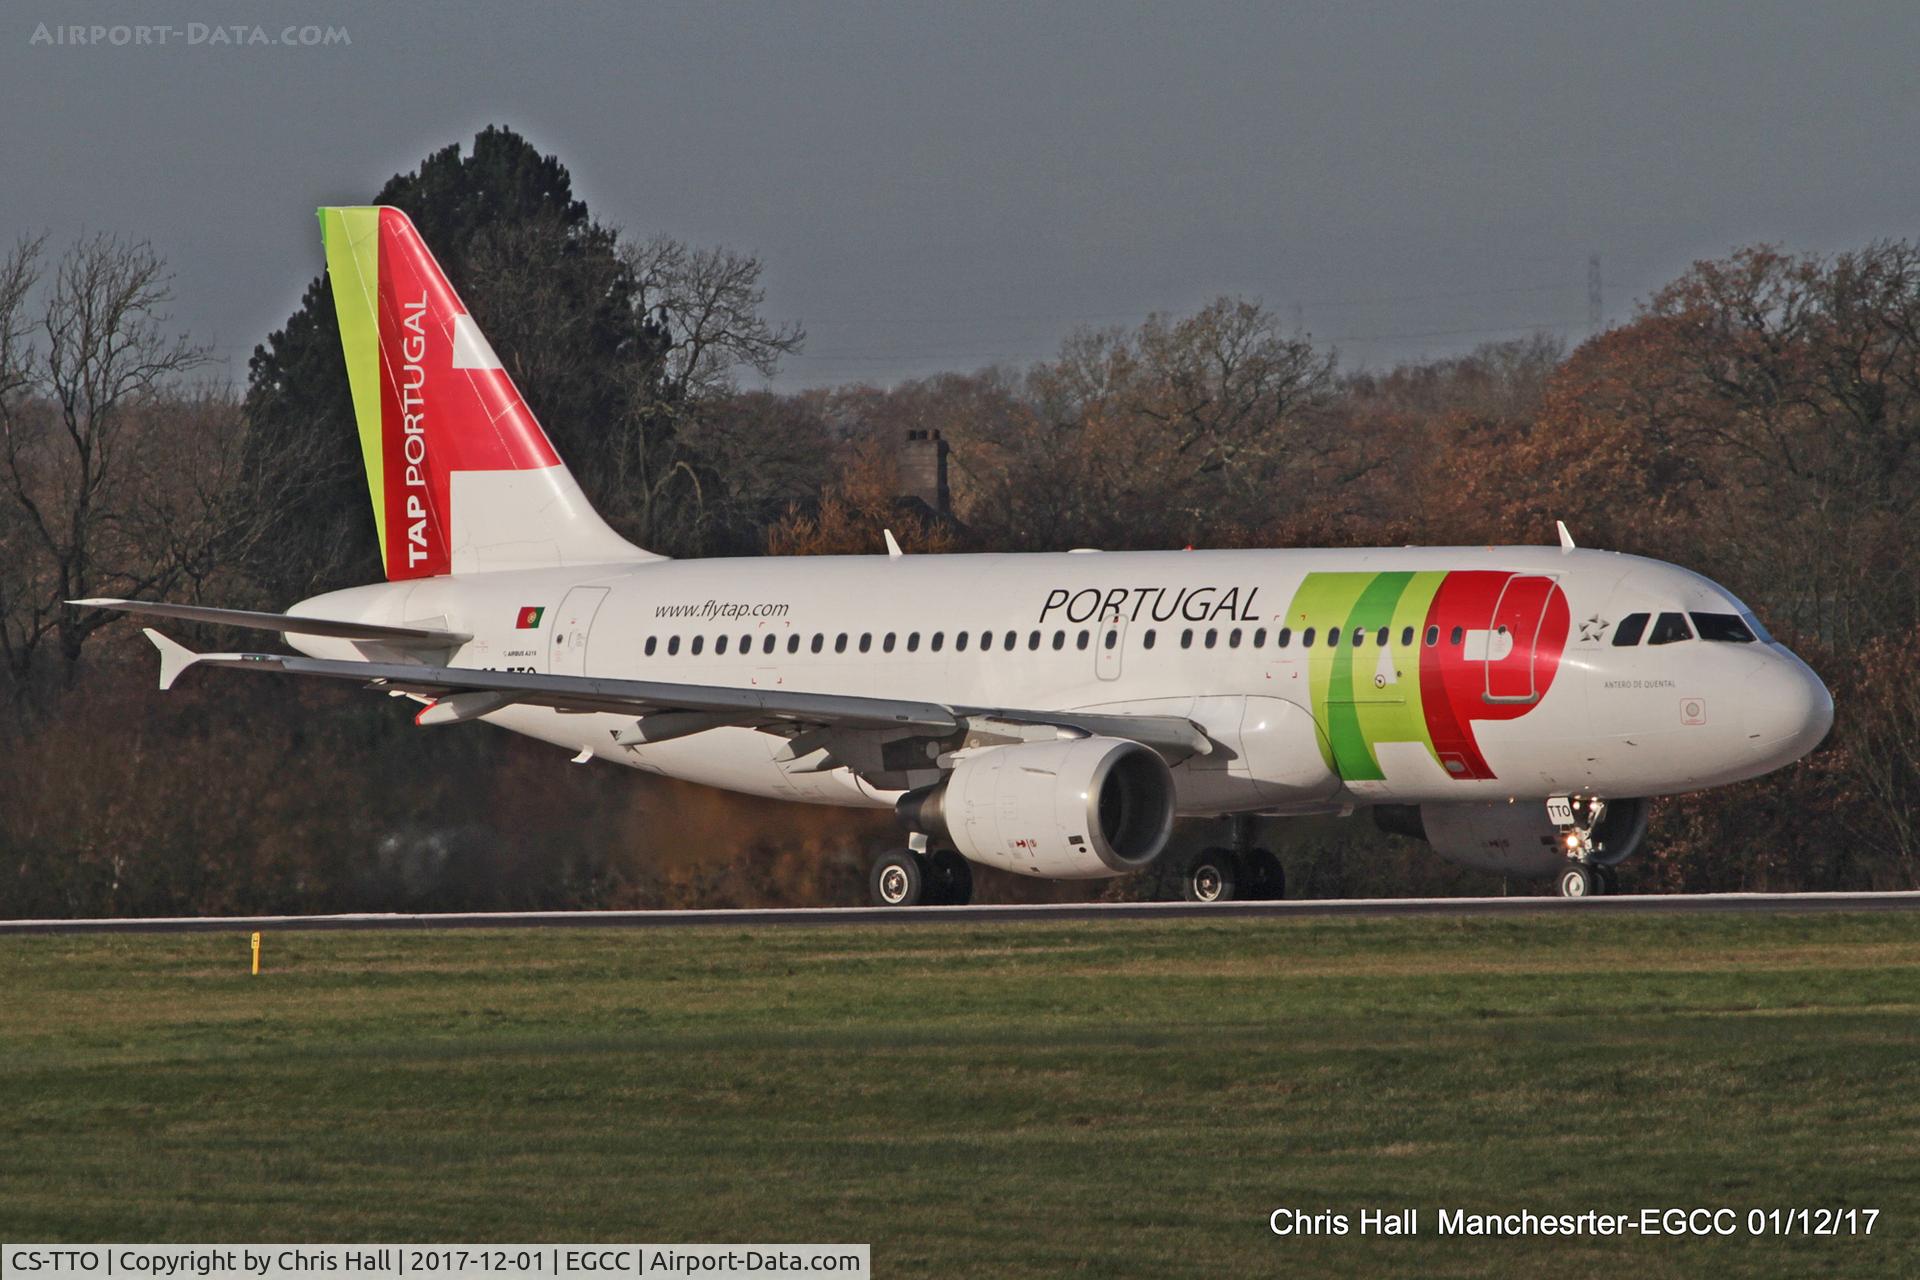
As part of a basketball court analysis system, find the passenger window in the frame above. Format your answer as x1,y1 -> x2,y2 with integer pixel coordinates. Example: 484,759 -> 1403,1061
1648,612 -> 1693,645
955,631 -> 969,652
1450,626 -> 1463,645
1104,628 -> 1118,650
907,632 -> 921,652
834,633 -> 847,654
931,631 -> 944,652
667,636 -> 680,656
1277,627 -> 1292,647
1351,627 -> 1365,647
1424,625 -> 1438,646
810,634 -> 823,653
883,633 -> 896,653
1143,629 -> 1157,650
1400,626 -> 1413,647
762,634 -> 776,655
1076,630 -> 1089,651
1028,630 -> 1041,650
859,633 -> 872,653
644,636 -> 657,657
1228,628 -> 1242,648
786,635 -> 800,654
740,634 -> 751,652
978,631 -> 991,652
1328,627 -> 1340,648
716,635 -> 729,655
1052,630 -> 1066,650
1181,628 -> 1194,649
1302,627 -> 1315,648
1253,627 -> 1266,647
1691,612 -> 1756,643
691,635 -> 704,655
1204,628 -> 1218,649
1005,630 -> 1018,650
1612,613 -> 1649,646
1378,626 -> 1390,646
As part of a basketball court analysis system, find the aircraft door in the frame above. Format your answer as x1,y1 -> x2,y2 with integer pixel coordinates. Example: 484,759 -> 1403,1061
1095,609 -> 1126,681
1483,574 -> 1563,704
549,586 -> 610,677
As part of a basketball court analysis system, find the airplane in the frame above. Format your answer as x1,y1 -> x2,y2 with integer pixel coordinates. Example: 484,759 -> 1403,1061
77,207 -> 1834,904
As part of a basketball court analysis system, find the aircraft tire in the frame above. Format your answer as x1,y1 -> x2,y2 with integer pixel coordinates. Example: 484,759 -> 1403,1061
1239,848 -> 1286,900
1182,847 -> 1238,903
1597,865 -> 1620,895
926,849 -> 973,906
871,850 -> 929,906
1556,863 -> 1597,898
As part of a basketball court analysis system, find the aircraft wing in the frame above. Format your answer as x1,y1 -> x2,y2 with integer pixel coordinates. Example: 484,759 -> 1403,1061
137,630 -> 1212,765
72,598 -> 470,646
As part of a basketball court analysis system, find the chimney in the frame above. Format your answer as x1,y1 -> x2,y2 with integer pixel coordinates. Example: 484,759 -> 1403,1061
899,428 -> 950,517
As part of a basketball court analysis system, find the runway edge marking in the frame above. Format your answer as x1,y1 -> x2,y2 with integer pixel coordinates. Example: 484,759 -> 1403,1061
4,892 -> 1920,934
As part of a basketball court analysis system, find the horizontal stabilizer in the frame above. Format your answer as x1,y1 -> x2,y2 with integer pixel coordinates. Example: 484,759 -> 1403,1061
72,599 -> 470,646
142,628 -> 201,691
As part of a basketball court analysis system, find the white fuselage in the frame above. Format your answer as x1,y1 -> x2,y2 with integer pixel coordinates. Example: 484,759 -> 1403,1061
289,544 -> 1832,824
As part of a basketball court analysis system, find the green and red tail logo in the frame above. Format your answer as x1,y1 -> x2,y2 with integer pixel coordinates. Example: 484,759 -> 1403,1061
318,206 -> 561,581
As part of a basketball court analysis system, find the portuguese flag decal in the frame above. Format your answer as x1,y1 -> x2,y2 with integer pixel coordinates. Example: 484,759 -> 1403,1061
516,606 -> 545,629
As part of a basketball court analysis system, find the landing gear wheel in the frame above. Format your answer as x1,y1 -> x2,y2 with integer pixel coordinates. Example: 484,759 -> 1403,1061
925,850 -> 973,906
1238,848 -> 1286,900
1557,863 -> 1597,898
1597,865 -> 1620,896
871,850 -> 928,906
1182,847 -> 1238,903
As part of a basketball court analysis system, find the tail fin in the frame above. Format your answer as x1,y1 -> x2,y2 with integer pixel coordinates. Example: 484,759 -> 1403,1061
317,206 -> 655,579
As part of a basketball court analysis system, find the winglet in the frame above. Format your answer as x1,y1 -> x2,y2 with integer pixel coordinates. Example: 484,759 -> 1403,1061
1555,520 -> 1576,552
883,528 -> 904,559
141,628 -> 201,691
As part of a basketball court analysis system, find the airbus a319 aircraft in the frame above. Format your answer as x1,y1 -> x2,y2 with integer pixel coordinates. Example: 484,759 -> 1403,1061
82,208 -> 1834,903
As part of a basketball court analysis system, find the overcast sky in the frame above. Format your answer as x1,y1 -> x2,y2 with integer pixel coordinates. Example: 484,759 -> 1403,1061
5,1 -> 1918,391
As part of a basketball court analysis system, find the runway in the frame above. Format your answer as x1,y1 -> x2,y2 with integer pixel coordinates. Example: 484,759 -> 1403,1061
3,891 -> 1918,934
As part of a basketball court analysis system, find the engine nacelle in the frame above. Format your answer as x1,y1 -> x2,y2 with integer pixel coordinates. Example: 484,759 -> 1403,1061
898,736 -> 1176,879
1374,799 -> 1649,877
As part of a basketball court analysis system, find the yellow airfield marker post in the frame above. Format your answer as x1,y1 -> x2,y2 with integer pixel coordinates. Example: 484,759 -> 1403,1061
251,931 -> 261,976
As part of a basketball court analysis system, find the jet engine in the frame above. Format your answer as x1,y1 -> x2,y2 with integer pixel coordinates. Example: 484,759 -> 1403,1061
1373,798 -> 1649,877
898,736 -> 1176,879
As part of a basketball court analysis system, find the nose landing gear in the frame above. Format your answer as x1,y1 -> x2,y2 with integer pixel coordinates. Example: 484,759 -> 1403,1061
1549,795 -> 1621,897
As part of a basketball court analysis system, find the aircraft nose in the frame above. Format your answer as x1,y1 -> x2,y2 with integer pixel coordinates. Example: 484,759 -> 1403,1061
1742,652 -> 1834,763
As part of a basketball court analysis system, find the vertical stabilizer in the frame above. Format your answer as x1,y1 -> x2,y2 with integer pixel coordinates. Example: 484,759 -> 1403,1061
318,206 -> 655,579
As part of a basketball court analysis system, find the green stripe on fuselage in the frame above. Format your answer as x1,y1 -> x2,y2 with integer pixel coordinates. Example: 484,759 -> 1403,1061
1284,570 -> 1447,782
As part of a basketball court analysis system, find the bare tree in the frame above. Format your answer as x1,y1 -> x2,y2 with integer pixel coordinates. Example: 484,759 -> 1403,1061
593,236 -> 806,551
0,234 -> 210,685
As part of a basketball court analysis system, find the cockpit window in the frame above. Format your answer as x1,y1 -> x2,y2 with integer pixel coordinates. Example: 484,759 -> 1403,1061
1612,612 -> 1649,646
1741,612 -> 1774,644
1648,612 -> 1693,645
1691,612 -> 1756,643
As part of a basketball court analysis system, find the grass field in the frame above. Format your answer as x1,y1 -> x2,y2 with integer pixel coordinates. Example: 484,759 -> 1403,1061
2,912 -> 1917,1278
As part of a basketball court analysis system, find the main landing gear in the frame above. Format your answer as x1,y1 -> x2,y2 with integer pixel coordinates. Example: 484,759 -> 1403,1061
1550,795 -> 1621,897
1178,816 -> 1286,903
869,842 -> 973,906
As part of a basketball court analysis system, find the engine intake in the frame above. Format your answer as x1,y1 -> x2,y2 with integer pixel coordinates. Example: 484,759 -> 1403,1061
898,736 -> 1175,879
